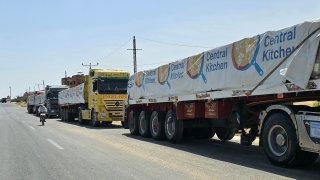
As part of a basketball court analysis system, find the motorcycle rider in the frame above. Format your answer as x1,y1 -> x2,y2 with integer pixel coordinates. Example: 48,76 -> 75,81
38,104 -> 47,122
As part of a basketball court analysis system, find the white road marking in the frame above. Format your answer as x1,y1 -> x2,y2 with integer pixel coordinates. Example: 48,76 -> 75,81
29,126 -> 35,130
47,139 -> 64,150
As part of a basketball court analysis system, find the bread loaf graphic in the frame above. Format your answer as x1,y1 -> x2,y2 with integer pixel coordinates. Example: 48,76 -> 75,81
187,53 -> 203,78
232,37 -> 257,69
157,64 -> 169,85
134,71 -> 144,87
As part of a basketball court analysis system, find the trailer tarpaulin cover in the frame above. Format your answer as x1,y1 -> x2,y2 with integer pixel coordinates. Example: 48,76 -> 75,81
58,83 -> 85,105
128,19 -> 320,99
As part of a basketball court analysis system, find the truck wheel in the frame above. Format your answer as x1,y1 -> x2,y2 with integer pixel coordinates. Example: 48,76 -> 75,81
216,127 -> 237,141
65,109 -> 69,122
27,107 -> 32,113
70,114 -> 75,121
60,109 -> 63,120
61,109 -> 65,121
129,111 -> 139,135
91,111 -> 100,127
138,111 -> 151,138
150,111 -> 165,140
193,127 -> 216,139
78,108 -> 84,125
164,110 -> 183,143
262,113 -> 300,167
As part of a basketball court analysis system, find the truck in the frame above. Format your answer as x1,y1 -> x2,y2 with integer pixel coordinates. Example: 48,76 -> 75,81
44,85 -> 68,118
58,69 -> 129,126
125,19 -> 320,167
27,90 -> 44,113
1,98 -> 7,103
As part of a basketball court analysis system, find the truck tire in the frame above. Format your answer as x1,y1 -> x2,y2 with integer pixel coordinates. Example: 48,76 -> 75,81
138,111 -> 151,138
69,113 -> 75,122
61,109 -> 65,121
128,111 -> 139,135
150,111 -> 165,140
261,113 -> 318,167
78,108 -> 84,125
27,107 -> 32,113
193,127 -> 216,139
216,127 -> 237,141
164,110 -> 183,143
65,109 -> 69,122
59,108 -> 63,121
91,110 -> 100,127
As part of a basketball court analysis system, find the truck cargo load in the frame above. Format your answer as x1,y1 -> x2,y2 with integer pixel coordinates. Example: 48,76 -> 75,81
27,90 -> 44,114
128,19 -> 320,100
58,84 -> 84,105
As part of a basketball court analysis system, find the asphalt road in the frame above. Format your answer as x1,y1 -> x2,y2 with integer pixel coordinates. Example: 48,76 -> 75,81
0,103 -> 319,180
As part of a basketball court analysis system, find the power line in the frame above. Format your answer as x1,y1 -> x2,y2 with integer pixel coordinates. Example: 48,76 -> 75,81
137,36 -> 214,49
105,61 -> 172,68
99,38 -> 131,63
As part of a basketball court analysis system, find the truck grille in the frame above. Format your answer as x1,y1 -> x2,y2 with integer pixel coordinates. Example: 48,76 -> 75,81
104,100 -> 124,111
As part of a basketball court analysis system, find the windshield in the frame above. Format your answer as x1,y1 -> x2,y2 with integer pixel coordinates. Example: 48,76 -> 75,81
47,91 -> 59,99
96,77 -> 128,94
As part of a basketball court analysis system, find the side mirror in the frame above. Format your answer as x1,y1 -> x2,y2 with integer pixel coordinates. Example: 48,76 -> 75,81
92,81 -> 97,91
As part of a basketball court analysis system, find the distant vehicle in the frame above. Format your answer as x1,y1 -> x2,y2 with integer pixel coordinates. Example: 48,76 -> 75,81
27,90 -> 44,114
1,98 -> 7,103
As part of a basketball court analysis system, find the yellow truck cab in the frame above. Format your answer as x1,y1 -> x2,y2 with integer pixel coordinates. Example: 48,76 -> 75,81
59,69 -> 129,127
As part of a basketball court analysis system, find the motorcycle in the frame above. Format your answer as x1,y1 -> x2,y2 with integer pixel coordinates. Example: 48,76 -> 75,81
40,113 -> 46,126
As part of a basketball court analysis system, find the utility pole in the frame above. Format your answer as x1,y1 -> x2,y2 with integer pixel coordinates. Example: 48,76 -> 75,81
127,36 -> 142,74
82,62 -> 99,70
9,86 -> 11,99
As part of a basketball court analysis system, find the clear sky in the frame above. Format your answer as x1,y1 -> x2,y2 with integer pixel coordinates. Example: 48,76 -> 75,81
0,0 -> 319,98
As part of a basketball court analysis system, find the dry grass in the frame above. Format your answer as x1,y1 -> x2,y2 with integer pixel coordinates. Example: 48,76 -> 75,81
14,101 -> 27,107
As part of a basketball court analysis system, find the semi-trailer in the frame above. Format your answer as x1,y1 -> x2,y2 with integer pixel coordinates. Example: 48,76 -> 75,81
125,19 -> 320,167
